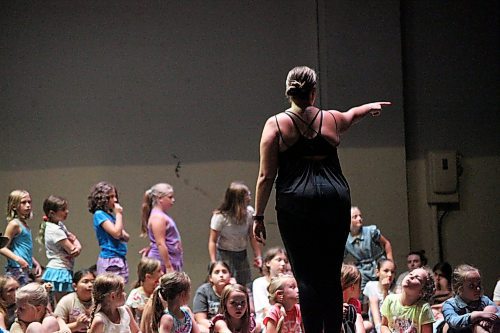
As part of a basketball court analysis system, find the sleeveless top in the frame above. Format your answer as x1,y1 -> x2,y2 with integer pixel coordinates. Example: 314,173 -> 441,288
163,307 -> 193,333
147,208 -> 184,271
275,110 -> 349,210
6,219 -> 33,268
94,306 -> 131,333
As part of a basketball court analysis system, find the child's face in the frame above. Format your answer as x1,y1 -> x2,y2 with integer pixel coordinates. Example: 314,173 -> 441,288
433,270 -> 449,291
461,271 -> 482,302
16,301 -> 44,323
50,206 -> 69,223
159,192 -> 175,211
407,254 -> 422,271
282,278 -> 299,304
74,273 -> 95,301
267,253 -> 288,277
226,290 -> 247,319
2,278 -> 19,305
244,188 -> 251,206
107,190 -> 118,210
145,266 -> 163,289
209,264 -> 231,290
350,208 -> 363,229
17,195 -> 32,219
377,261 -> 396,285
402,268 -> 427,293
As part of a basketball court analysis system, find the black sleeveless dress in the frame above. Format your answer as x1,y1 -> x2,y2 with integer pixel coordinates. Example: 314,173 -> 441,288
274,109 -> 351,332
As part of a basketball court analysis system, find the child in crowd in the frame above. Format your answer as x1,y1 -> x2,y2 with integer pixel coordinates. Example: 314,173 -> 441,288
341,264 -> 365,333
10,282 -> 70,333
193,261 -> 233,332
88,181 -> 130,283
208,181 -> 262,287
431,262 -> 453,305
145,271 -> 199,333
37,195 -> 82,304
381,267 -> 435,333
364,259 -> 396,333
0,190 -> 42,286
54,269 -> 95,333
87,273 -> 140,333
211,284 -> 261,333
0,275 -> 19,330
264,274 -> 303,333
141,183 -> 184,272
126,257 -> 162,325
395,251 -> 427,293
442,264 -> 499,333
344,206 -> 393,291
252,247 -> 288,327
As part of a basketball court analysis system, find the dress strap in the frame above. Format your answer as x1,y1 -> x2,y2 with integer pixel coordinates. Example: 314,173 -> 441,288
275,114 -> 293,148
327,110 -> 340,143
285,109 -> 321,137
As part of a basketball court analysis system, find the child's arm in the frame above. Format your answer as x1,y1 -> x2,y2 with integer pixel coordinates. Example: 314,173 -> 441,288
212,320 -> 232,333
188,308 -> 201,333
379,234 -> 393,261
369,295 -> 383,332
126,306 -> 141,333
0,222 -> 28,267
32,256 -> 42,277
58,239 -> 80,257
99,203 -> 125,239
159,313 -> 174,333
420,323 -> 432,333
381,315 -> 391,333
356,313 -> 366,333
88,315 -> 105,333
265,318 -> 279,333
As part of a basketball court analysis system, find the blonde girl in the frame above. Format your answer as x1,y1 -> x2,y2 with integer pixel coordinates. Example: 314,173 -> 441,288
142,271 -> 199,333
126,258 -> 162,324
381,267 -> 435,333
252,247 -> 288,326
141,183 -> 183,273
208,181 -> 262,287
193,261 -> 233,332
87,273 -> 140,333
0,275 -> 19,329
442,264 -> 499,333
10,282 -> 70,333
37,195 -> 82,304
211,284 -> 260,333
88,181 -> 130,283
54,269 -> 95,333
364,259 -> 396,333
341,264 -> 365,333
264,274 -> 303,333
0,190 -> 42,286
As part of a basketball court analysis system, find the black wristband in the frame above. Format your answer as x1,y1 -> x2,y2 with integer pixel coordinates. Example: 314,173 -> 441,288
252,215 -> 264,221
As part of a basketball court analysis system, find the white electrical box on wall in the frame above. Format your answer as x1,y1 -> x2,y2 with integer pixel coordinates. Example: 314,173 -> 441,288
426,151 -> 459,204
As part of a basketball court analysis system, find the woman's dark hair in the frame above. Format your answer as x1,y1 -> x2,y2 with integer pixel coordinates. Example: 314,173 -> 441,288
408,250 -> 428,266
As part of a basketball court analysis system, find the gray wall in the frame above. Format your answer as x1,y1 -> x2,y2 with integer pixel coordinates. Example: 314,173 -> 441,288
0,0 -> 498,299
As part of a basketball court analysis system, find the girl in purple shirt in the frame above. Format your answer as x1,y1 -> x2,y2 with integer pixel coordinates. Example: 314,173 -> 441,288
141,183 -> 183,272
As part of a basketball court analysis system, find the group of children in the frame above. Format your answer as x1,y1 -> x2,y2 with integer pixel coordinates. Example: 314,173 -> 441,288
0,185 -> 497,333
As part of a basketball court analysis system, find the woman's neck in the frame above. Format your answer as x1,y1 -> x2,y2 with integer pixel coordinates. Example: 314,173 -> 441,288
350,226 -> 361,236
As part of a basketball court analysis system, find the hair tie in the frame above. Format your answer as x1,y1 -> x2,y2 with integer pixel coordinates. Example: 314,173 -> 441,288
289,80 -> 305,89
42,215 -> 49,222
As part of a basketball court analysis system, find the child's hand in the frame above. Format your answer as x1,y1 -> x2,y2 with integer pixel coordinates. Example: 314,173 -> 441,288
75,313 -> 90,329
15,257 -> 29,269
471,311 -> 498,323
343,303 -> 349,319
114,203 -> 123,214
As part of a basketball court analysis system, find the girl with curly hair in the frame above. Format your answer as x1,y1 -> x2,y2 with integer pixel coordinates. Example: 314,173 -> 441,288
88,181 -> 131,283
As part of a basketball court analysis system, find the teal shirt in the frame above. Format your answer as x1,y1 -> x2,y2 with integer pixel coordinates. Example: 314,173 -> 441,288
6,219 -> 33,269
